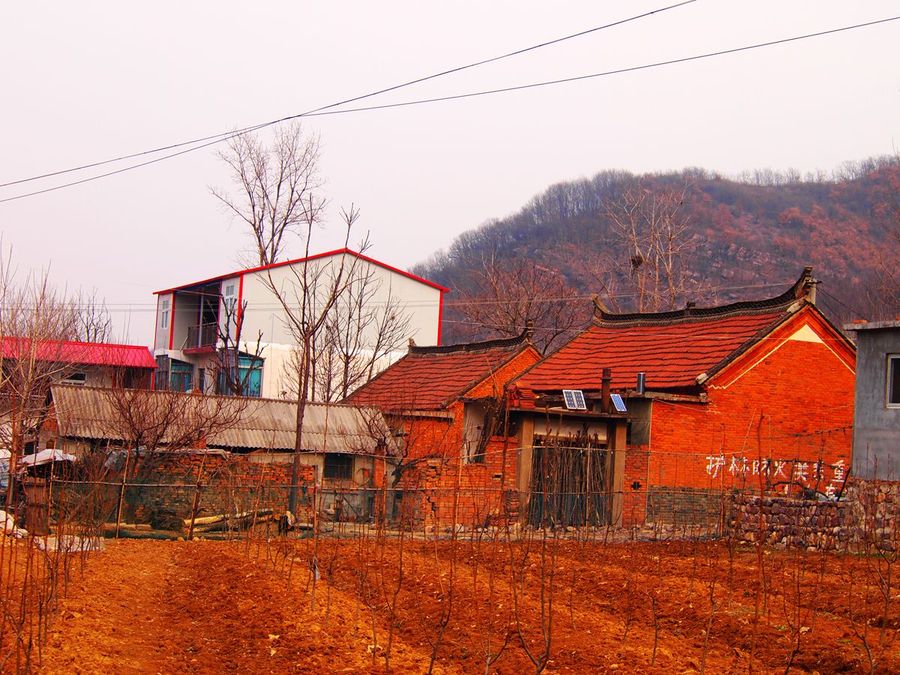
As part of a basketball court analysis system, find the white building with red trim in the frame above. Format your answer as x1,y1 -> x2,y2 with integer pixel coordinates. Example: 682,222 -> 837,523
152,248 -> 447,399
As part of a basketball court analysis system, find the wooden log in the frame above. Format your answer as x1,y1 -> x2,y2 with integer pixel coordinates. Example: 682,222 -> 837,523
194,514 -> 274,533
184,509 -> 274,531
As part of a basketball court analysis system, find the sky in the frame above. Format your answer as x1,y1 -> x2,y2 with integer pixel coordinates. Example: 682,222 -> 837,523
0,1 -> 897,345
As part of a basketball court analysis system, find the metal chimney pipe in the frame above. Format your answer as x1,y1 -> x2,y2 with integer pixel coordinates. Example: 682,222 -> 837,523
601,368 -> 612,413
636,372 -> 646,395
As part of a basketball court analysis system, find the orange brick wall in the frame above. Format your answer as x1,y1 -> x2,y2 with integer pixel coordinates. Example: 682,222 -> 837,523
393,347 -> 539,528
625,315 -> 855,525
395,403 -> 522,528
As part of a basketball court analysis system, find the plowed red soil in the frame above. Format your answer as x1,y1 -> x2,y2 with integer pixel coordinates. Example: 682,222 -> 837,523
25,536 -> 899,673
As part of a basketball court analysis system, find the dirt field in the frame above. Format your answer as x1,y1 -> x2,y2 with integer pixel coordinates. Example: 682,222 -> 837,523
15,535 -> 899,673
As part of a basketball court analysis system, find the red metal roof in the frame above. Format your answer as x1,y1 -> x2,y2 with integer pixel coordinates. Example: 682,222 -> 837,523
348,337 -> 532,410
153,248 -> 450,295
0,337 -> 157,369
517,310 -> 789,393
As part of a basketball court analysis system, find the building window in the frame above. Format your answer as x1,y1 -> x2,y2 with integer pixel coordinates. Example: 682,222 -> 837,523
323,454 -> 354,481
889,355 -> 900,408
60,372 -> 87,386
463,402 -> 488,464
160,298 -> 170,329
170,360 -> 194,392
223,282 -> 237,314
217,353 -> 263,397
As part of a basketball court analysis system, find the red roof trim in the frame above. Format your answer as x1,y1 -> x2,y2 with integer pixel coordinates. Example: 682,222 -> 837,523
167,292 -> 175,350
437,290 -> 445,346
153,248 -> 450,295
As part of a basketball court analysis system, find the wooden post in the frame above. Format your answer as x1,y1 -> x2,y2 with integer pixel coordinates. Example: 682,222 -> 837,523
518,415 -> 535,525
609,420 -> 627,528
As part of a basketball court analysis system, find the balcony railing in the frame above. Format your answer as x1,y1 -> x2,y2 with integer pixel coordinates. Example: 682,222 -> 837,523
185,322 -> 219,349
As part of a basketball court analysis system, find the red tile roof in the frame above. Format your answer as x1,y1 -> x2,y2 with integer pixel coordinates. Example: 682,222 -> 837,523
518,268 -> 821,394
347,336 -> 533,411
517,310 -> 788,393
0,337 -> 157,369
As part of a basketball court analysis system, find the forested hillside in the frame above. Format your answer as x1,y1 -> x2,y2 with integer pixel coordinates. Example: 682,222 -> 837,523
415,157 -> 899,349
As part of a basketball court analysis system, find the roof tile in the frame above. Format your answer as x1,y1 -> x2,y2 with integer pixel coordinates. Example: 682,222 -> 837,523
348,341 -> 529,410
518,310 -> 786,392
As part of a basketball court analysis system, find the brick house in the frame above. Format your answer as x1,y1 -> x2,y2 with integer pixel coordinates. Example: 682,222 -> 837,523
512,268 -> 856,526
347,330 -> 541,527
347,329 -> 630,528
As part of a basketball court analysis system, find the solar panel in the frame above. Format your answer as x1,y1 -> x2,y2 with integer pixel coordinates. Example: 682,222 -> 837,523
562,389 -> 587,410
610,393 -> 627,413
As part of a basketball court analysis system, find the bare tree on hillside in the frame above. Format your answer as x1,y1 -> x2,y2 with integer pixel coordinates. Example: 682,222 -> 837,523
211,123 -> 324,266
599,183 -> 708,313
455,255 -> 587,354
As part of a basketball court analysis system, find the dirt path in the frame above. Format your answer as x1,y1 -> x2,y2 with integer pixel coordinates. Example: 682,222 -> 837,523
37,540 -> 443,674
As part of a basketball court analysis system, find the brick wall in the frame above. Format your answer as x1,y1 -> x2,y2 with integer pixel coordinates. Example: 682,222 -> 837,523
125,452 -> 316,530
641,318 -> 854,525
391,347 -> 539,529
396,410 -> 518,529
622,445 -> 649,525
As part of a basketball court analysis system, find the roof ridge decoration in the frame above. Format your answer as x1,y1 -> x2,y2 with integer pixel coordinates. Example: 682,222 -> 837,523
591,267 -> 815,327
408,321 -> 534,356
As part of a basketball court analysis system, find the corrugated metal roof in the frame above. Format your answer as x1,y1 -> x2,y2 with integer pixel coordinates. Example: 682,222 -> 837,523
51,385 -> 397,455
1,337 -> 157,369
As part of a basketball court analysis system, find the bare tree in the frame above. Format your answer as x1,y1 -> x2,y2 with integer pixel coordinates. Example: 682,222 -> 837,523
455,254 -> 588,354
99,386 -> 248,536
211,123 -> 324,266
263,204 -> 368,512
599,182 -> 706,312
0,257 -> 83,506
72,288 -> 113,343
209,287 -> 266,397
278,262 -> 413,403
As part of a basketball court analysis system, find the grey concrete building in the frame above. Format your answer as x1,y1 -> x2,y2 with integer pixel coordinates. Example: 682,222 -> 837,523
845,320 -> 900,480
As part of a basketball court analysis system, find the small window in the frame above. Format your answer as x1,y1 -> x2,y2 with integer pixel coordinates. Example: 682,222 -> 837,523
323,454 -> 353,481
223,282 -> 237,314
61,372 -> 87,386
888,355 -> 900,407
160,298 -> 170,329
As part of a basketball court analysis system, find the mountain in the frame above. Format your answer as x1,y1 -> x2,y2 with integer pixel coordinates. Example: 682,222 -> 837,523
414,157 -> 899,347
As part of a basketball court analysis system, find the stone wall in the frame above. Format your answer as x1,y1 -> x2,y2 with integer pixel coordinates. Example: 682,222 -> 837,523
727,479 -> 899,550
646,486 -> 725,527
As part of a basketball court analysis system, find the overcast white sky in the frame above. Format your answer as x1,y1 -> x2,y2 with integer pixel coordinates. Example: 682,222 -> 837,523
0,1 -> 897,344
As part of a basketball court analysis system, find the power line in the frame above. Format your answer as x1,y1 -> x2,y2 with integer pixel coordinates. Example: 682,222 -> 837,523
0,281 -> 798,311
301,16 -> 900,117
2,13 -> 896,204
0,1 -> 696,192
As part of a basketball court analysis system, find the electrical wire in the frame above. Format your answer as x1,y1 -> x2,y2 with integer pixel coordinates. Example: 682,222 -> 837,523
0,0 -> 696,191
301,16 -> 900,117
1,14 -> 896,204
